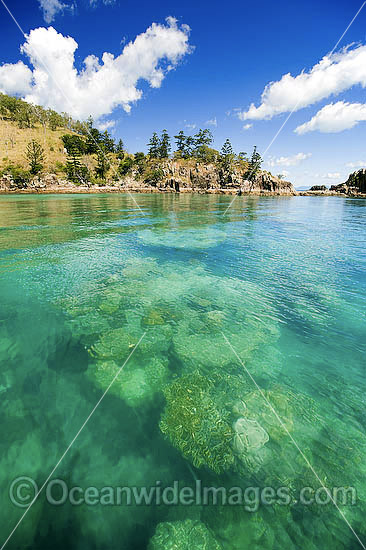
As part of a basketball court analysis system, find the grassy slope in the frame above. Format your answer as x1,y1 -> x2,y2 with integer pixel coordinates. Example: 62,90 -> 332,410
0,118 -> 74,174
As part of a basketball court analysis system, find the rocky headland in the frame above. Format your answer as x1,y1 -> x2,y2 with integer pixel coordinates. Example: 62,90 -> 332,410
299,169 -> 366,197
0,160 -> 296,195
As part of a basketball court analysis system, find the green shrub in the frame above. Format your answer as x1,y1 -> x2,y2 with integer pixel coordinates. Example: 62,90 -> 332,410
0,164 -> 31,187
144,168 -> 164,186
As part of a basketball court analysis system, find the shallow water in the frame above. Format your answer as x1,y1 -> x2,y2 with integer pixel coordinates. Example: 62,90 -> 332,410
0,193 -> 365,550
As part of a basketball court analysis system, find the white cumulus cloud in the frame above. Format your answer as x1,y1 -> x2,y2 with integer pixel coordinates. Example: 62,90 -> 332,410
0,19 -> 191,121
242,123 -> 252,130
238,44 -> 366,120
295,101 -> 366,134
267,152 -> 311,167
0,61 -> 33,95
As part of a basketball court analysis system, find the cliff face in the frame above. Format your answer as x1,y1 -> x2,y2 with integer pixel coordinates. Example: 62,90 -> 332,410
330,169 -> 366,195
0,160 -> 296,195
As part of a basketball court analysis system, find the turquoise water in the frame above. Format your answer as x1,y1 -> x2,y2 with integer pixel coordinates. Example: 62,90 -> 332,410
0,193 -> 365,549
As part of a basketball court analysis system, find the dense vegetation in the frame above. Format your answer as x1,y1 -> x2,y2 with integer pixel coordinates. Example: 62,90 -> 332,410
0,93 -> 265,188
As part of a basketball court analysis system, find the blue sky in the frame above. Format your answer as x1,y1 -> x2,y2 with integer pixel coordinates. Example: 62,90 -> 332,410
0,0 -> 365,187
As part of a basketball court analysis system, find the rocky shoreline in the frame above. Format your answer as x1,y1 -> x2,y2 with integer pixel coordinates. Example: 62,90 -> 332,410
1,166 -> 366,197
0,162 -> 296,196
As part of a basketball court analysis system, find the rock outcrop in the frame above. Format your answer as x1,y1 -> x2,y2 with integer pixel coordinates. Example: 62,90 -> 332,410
330,169 -> 366,196
135,160 -> 295,195
309,185 -> 327,192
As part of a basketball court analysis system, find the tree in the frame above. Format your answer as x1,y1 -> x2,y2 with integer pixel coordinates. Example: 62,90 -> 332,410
174,130 -> 187,157
17,103 -> 36,129
95,146 -> 110,180
220,139 -> 235,171
158,129 -> 171,159
61,134 -> 86,155
185,136 -> 195,158
238,151 -> 248,162
61,112 -> 72,130
25,140 -> 44,175
244,146 -> 262,187
47,109 -> 64,130
101,130 -> 115,153
194,129 -> 213,148
277,173 -> 284,180
116,139 -> 125,160
66,145 -> 88,184
147,132 -> 160,158
83,117 -> 103,154
118,156 -> 134,176
193,129 -> 213,160
144,167 -> 164,187
133,152 -> 146,175
0,94 -> 18,120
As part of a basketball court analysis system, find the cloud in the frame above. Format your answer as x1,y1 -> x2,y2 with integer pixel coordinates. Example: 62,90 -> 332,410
242,123 -> 252,130
295,101 -> 366,134
38,0 -> 73,23
0,19 -> 191,121
267,152 -> 312,167
0,61 -> 33,95
322,172 -> 341,179
205,117 -> 217,127
184,122 -> 196,130
346,160 -> 366,168
90,0 -> 116,6
238,44 -> 366,120
97,119 -> 116,131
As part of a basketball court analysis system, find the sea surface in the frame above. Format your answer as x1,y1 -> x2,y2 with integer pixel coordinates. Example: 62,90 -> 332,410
0,193 -> 365,550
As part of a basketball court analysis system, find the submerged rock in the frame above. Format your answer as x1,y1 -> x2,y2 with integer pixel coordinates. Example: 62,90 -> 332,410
160,373 -> 235,473
148,519 -> 222,550
232,417 -> 269,454
87,356 -> 170,408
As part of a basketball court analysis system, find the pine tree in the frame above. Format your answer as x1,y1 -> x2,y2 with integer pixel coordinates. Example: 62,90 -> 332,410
194,129 -> 213,149
101,130 -> 115,153
66,145 -> 88,184
159,129 -> 171,159
84,117 -> 103,154
221,138 -> 233,156
116,139 -> 125,160
238,151 -> 248,162
95,146 -> 110,180
174,130 -> 187,157
147,132 -> 160,158
244,146 -> 263,188
25,140 -> 44,175
220,138 -> 235,171
134,152 -> 146,175
193,129 -> 213,160
185,136 -> 195,158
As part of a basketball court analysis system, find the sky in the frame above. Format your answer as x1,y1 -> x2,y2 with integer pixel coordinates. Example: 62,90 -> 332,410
0,0 -> 365,188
